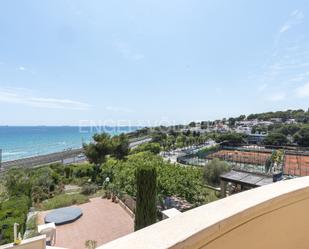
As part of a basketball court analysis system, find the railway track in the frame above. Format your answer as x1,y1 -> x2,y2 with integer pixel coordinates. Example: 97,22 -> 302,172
0,136 -> 152,172
0,148 -> 84,171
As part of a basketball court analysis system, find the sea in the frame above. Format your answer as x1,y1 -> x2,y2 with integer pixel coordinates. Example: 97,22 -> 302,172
0,126 -> 139,162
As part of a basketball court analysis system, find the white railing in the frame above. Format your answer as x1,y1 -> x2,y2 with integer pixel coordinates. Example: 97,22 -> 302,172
0,235 -> 46,249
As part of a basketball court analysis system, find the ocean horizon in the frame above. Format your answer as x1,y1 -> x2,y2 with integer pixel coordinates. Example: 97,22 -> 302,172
0,126 -> 140,162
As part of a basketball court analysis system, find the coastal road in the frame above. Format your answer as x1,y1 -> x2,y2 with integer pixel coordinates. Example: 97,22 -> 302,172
0,148 -> 84,170
129,137 -> 152,149
0,136 -> 152,171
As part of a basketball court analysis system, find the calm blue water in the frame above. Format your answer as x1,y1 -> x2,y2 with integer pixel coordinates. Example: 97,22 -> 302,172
0,126 -> 139,162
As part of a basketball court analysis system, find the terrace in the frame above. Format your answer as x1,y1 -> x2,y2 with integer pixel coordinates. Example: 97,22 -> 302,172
2,176 -> 309,249
36,198 -> 133,249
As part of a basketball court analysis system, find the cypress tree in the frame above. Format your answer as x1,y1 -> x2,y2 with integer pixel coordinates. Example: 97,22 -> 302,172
134,164 -> 157,231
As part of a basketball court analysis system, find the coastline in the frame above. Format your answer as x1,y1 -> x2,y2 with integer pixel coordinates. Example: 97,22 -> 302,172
0,136 -> 152,171
0,148 -> 85,171
0,126 -> 142,162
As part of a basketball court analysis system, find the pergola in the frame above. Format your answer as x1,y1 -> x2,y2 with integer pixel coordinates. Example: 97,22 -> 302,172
220,170 -> 273,198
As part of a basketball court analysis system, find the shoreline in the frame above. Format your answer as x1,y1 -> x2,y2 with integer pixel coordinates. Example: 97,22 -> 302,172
0,148 -> 84,170
0,136 -> 152,170
0,126 -> 144,162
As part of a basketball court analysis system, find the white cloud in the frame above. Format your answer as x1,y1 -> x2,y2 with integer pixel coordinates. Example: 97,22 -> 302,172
291,10 -> 299,16
253,9 -> 308,99
290,9 -> 304,20
17,66 -> 26,71
279,9 -> 304,34
275,9 -> 304,48
30,97 -> 91,110
0,88 -> 91,110
279,24 -> 290,33
295,82 -> 309,98
268,92 -> 286,101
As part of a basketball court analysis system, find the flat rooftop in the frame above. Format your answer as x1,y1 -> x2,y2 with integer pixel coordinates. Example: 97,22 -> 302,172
220,170 -> 273,187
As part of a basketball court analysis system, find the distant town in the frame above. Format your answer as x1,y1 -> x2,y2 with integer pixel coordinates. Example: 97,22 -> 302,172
130,108 -> 309,148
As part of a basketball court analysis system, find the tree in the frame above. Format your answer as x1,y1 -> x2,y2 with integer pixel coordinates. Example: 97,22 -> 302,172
201,121 -> 208,129
5,168 -> 31,197
264,133 -> 288,146
83,133 -> 113,166
135,163 -> 157,231
132,143 -> 161,155
176,135 -> 186,148
293,126 -> 309,147
189,122 -> 196,127
83,133 -> 114,182
236,115 -> 246,121
228,118 -> 236,127
112,134 -> 130,160
102,152 -> 218,206
252,125 -> 268,134
30,167 -> 57,200
151,131 -> 167,145
203,159 -> 231,186
216,133 -> 245,145
276,124 -> 301,136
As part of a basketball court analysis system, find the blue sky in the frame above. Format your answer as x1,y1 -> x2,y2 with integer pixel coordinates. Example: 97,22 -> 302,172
0,0 -> 308,126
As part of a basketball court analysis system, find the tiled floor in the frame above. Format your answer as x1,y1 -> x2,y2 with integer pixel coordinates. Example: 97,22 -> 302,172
38,198 -> 134,249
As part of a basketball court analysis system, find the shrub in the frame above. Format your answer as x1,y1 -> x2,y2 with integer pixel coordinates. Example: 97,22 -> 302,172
73,164 -> 94,178
81,184 -> 98,195
131,143 -> 161,155
203,159 -> 231,186
41,194 -> 89,210
85,240 -> 97,249
49,163 -> 66,176
4,169 -> 31,197
64,165 -> 73,179
0,195 -> 30,245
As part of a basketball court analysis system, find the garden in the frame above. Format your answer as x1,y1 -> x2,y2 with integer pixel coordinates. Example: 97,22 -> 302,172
0,146 -> 218,245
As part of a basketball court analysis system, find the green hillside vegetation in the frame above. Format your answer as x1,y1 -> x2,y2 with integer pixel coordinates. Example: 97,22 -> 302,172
263,124 -> 309,147
0,133 -> 218,245
247,109 -> 309,122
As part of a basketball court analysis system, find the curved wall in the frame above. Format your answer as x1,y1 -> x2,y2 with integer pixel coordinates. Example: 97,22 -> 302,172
99,176 -> 309,249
